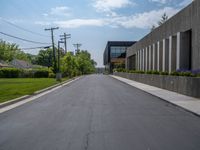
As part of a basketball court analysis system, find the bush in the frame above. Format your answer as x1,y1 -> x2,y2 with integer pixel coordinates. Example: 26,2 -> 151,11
160,72 -> 169,75
0,68 -> 52,78
152,70 -> 160,75
170,71 -> 180,76
146,71 -> 153,74
34,69 -> 49,78
0,68 -> 21,78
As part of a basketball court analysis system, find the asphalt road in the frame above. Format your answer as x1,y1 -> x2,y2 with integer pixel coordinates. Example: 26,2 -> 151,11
1,75 -> 200,150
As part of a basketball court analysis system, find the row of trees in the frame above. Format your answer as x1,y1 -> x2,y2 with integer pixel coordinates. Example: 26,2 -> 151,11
0,39 -> 97,77
61,50 -> 97,77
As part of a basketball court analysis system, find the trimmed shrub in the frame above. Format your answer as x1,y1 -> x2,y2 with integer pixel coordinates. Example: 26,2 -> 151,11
0,68 -> 52,78
170,71 -> 180,76
160,72 -> 169,75
34,70 -> 49,78
0,68 -> 21,78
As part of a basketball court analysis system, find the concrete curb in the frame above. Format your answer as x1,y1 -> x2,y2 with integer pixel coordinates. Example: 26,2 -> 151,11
0,76 -> 81,109
110,75 -> 200,117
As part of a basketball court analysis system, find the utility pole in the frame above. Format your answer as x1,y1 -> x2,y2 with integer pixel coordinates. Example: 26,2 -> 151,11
60,33 -> 71,54
73,43 -> 82,54
57,40 -> 64,81
44,27 -> 59,73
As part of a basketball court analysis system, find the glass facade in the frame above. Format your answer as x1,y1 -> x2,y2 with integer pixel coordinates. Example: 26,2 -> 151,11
110,46 -> 126,58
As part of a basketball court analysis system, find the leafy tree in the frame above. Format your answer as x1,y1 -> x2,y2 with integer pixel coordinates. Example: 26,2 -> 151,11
61,50 -> 97,77
0,40 -> 23,61
76,50 -> 96,74
36,48 -> 53,68
26,53 -> 37,64
61,52 -> 79,77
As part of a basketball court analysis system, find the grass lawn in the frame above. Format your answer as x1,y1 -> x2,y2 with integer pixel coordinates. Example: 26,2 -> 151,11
0,78 -> 68,103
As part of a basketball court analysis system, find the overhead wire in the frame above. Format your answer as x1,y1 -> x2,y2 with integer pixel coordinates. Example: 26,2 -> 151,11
21,46 -> 51,50
0,31 -> 51,45
0,17 -> 50,38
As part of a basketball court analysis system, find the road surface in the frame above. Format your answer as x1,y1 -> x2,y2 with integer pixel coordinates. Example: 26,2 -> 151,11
0,75 -> 200,150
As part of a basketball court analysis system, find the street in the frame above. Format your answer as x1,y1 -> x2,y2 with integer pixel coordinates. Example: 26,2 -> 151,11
0,75 -> 200,150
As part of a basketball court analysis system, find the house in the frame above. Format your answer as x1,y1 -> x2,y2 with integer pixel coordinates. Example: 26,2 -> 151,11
10,59 -> 33,69
0,60 -> 10,68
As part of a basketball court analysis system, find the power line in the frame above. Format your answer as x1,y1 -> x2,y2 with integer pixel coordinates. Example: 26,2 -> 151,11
0,18 -> 50,38
0,31 -> 51,45
21,46 -> 51,50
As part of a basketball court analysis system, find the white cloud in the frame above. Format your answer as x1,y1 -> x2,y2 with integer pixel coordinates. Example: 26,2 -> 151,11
93,0 -> 135,16
43,6 -> 71,17
36,7 -> 179,29
149,0 -> 169,4
54,19 -> 106,28
50,6 -> 71,16
93,0 -> 134,12
115,7 -> 179,29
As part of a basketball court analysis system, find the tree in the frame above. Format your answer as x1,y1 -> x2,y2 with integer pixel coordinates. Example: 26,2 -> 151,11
158,13 -> 168,26
61,52 -> 79,77
0,40 -> 24,61
61,50 -> 97,77
76,50 -> 96,74
36,48 -> 53,68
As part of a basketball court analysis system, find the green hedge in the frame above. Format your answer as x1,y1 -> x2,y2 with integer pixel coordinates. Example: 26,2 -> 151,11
0,68 -> 20,78
0,68 -> 55,78
113,68 -> 199,77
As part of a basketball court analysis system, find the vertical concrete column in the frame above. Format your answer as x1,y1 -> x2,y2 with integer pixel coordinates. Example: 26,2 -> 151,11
142,49 -> 145,71
157,41 -> 160,71
137,51 -> 140,70
163,39 -> 169,72
149,45 -> 151,70
153,43 -> 155,70
138,51 -> 140,70
145,47 -> 148,71
162,39 -> 166,72
169,36 -> 172,73
140,50 -> 142,70
141,49 -> 144,70
176,32 -> 180,70
169,35 -> 177,73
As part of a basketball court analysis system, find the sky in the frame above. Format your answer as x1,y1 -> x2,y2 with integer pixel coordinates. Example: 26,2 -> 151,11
0,0 -> 192,67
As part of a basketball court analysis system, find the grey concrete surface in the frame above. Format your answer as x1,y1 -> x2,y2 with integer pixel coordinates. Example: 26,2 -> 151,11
114,72 -> 200,98
127,0 -> 200,71
1,75 -> 200,150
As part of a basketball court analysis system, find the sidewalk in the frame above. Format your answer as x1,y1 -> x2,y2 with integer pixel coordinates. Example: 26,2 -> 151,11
111,75 -> 200,116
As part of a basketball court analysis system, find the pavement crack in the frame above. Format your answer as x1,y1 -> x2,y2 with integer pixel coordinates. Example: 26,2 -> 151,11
84,132 -> 90,150
83,104 -> 94,150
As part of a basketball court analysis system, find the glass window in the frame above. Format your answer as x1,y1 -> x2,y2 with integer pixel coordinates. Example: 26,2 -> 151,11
110,46 -> 126,58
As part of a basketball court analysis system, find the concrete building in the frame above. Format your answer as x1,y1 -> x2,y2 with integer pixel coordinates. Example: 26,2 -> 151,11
126,0 -> 200,73
103,41 -> 136,73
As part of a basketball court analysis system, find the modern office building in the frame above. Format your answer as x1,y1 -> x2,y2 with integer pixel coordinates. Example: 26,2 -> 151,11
103,41 -> 136,73
126,0 -> 200,73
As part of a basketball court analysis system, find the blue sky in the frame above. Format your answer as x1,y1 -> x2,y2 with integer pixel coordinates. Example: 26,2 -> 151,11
0,0 -> 192,67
